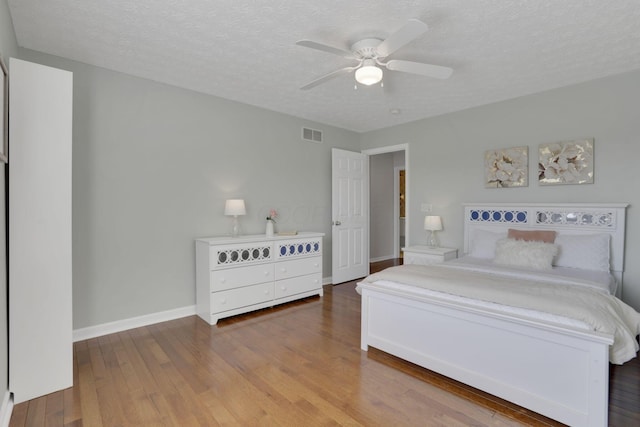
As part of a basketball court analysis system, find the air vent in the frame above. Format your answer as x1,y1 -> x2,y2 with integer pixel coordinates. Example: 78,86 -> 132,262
302,127 -> 323,143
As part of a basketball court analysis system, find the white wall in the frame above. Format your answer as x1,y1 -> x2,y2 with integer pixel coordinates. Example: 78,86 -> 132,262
0,0 -> 17,411
369,153 -> 395,261
361,69 -> 640,311
18,48 -> 361,329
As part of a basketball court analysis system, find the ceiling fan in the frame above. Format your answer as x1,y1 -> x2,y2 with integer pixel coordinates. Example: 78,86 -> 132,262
296,19 -> 453,90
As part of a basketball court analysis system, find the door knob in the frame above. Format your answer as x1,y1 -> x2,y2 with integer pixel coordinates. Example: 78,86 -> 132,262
333,221 -> 342,226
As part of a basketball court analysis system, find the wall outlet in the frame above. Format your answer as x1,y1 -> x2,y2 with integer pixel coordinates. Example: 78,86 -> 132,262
421,203 -> 432,213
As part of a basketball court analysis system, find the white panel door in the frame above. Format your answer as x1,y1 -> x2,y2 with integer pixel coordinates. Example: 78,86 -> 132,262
9,58 -> 73,403
331,148 -> 369,284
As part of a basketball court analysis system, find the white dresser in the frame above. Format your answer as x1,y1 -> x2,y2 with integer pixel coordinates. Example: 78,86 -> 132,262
402,246 -> 458,265
196,232 -> 324,324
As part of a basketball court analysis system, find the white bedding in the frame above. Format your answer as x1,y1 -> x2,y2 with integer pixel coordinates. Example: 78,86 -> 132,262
366,279 -> 595,331
448,256 -> 618,295
358,258 -> 640,364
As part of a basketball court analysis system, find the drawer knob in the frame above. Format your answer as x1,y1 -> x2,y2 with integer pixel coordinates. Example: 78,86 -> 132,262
313,279 -> 319,284
281,268 -> 286,272
221,298 -> 226,305
264,271 -> 269,276
281,286 -> 287,291
264,290 -> 269,295
220,278 -> 226,283
313,263 -> 319,267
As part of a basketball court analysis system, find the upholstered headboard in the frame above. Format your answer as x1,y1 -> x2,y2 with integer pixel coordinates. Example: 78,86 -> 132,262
462,203 -> 629,293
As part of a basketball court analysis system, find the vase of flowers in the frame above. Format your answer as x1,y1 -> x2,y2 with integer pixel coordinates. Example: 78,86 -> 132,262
265,209 -> 277,237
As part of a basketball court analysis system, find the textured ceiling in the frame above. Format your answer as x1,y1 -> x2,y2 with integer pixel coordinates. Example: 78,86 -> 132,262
7,0 -> 640,132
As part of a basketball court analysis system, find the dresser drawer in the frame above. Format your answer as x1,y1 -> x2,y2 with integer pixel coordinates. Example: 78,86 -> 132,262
211,282 -> 273,314
211,263 -> 273,291
209,243 -> 273,269
275,256 -> 322,280
275,274 -> 322,299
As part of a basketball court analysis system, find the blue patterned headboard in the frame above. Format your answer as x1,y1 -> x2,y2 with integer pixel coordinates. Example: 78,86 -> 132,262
463,203 -> 629,288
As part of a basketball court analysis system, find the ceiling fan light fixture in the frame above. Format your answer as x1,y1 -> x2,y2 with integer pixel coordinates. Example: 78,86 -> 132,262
355,60 -> 383,86
298,20 -> 453,90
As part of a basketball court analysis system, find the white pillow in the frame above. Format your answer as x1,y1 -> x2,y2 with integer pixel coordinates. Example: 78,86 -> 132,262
554,233 -> 610,272
469,229 -> 506,259
494,238 -> 558,270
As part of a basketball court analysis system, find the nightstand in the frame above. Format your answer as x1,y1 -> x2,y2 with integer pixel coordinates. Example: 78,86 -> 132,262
402,246 -> 458,265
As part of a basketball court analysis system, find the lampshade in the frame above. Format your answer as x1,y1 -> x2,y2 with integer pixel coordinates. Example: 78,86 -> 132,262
424,215 -> 443,231
224,199 -> 246,216
355,60 -> 383,86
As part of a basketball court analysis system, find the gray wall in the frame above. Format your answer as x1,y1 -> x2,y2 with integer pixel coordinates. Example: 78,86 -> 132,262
369,153 -> 395,261
361,69 -> 640,311
19,49 -> 360,329
12,21 -> 640,328
0,0 -> 16,405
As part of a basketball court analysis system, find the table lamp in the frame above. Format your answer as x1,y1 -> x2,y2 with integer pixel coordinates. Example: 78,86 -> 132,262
224,199 -> 246,237
424,215 -> 442,248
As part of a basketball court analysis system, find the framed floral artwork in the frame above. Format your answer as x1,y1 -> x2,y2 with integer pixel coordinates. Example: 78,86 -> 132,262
538,139 -> 594,185
484,146 -> 528,188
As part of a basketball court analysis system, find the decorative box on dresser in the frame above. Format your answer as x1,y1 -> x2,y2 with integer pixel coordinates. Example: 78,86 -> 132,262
402,246 -> 458,265
196,232 -> 324,324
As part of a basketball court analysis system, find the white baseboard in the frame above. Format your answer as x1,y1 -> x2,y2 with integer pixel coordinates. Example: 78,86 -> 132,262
323,276 -> 332,285
0,391 -> 12,427
73,305 -> 196,342
369,255 -> 395,263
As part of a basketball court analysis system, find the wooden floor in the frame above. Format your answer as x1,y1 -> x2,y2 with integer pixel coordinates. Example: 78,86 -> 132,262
10,260 -> 640,426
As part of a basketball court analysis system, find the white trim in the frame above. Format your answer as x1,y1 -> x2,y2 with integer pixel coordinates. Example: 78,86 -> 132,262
73,305 -> 196,342
323,276 -> 332,285
362,143 -> 408,155
393,166 -> 405,259
370,255 -> 396,263
0,391 -> 13,427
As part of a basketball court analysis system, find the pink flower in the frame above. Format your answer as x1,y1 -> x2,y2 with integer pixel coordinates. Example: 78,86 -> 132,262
266,209 -> 278,222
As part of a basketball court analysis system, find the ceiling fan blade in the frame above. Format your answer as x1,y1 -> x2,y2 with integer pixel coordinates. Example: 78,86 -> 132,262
375,19 -> 428,58
300,67 -> 357,90
385,60 -> 453,79
296,40 -> 355,59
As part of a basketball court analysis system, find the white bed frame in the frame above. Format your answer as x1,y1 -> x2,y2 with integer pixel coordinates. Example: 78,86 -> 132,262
359,203 -> 629,427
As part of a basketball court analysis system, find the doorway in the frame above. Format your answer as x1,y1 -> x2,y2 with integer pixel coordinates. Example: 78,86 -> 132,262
363,144 -> 408,262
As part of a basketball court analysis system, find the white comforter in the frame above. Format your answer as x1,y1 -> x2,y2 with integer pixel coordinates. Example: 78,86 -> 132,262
360,262 -> 640,364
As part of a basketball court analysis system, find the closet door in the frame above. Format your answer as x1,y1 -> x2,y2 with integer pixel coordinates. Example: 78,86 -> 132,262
9,58 -> 73,403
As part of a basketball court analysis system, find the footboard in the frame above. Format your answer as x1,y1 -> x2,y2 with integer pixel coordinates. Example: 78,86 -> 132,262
359,283 -> 613,427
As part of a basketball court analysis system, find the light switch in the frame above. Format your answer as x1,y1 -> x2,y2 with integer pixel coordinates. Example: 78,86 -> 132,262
421,203 -> 432,213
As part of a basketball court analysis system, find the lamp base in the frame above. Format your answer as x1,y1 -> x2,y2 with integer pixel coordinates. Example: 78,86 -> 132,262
427,230 -> 439,248
231,216 -> 241,237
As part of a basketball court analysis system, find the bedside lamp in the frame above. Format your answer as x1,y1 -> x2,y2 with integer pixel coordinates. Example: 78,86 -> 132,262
424,215 -> 442,248
224,199 -> 246,237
